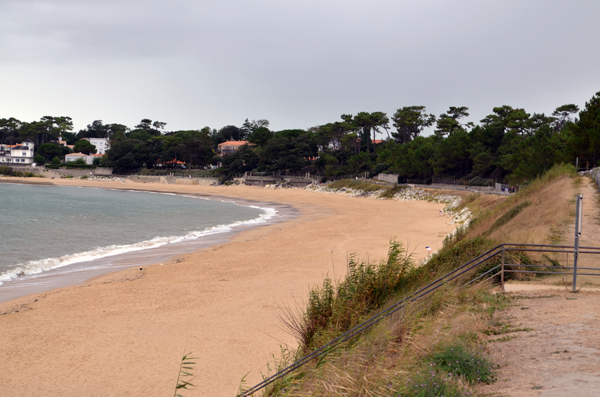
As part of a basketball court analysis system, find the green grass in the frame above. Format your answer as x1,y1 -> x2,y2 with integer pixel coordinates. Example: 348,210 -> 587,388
328,179 -> 386,192
487,200 -> 531,233
482,320 -> 534,336
380,184 -> 409,199
431,343 -> 496,384
398,369 -> 469,396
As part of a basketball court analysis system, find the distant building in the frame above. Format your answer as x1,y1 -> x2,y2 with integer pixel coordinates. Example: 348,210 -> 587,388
0,139 -> 35,165
81,138 -> 110,154
217,141 -> 252,156
56,136 -> 75,151
65,153 -> 103,165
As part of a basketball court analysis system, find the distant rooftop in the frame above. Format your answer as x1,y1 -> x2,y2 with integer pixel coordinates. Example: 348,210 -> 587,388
217,141 -> 250,146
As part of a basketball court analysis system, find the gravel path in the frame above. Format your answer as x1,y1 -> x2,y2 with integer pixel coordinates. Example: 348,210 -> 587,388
479,290 -> 600,396
479,177 -> 600,396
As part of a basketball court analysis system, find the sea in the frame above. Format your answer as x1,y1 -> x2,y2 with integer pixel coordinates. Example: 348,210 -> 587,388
0,183 -> 278,299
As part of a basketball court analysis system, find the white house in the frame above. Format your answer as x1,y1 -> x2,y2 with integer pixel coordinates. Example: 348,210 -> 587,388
65,153 -> 103,165
0,139 -> 35,165
81,138 -> 110,154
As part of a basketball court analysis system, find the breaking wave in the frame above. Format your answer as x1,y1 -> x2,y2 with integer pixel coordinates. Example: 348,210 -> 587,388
0,205 -> 276,285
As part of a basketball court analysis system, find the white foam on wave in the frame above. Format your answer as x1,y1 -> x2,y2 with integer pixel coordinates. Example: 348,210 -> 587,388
0,205 -> 277,285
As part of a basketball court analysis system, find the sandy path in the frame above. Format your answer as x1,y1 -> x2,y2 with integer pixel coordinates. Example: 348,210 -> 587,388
483,177 -> 600,396
0,180 -> 456,397
479,290 -> 600,397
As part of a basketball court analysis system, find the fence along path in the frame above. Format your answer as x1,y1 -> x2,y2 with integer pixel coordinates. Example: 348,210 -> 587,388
237,242 -> 600,396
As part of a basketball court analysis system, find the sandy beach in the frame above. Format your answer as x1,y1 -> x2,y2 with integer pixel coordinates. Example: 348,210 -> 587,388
0,180 -> 457,396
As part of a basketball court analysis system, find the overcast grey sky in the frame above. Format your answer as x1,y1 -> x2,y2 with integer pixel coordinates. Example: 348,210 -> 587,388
1,0 -> 599,133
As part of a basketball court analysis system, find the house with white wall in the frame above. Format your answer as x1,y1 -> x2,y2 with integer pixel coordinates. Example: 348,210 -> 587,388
65,153 -> 103,165
0,139 -> 35,165
81,138 -> 110,154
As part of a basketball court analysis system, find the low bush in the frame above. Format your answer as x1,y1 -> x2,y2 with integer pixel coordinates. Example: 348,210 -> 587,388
379,184 -> 408,199
431,344 -> 495,384
400,369 -> 469,397
64,162 -> 93,169
468,176 -> 494,187
328,179 -> 385,192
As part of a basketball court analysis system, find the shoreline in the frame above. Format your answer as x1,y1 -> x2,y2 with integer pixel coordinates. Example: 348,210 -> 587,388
0,183 -> 299,303
0,178 -> 458,396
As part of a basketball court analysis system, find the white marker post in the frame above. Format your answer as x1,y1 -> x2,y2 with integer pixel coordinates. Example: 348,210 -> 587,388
573,194 -> 583,292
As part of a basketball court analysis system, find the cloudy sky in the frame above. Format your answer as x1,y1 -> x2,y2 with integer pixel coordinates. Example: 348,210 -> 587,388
1,0 -> 599,134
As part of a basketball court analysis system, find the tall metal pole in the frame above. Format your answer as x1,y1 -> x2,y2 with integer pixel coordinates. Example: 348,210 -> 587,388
573,194 -> 583,292
501,246 -> 505,293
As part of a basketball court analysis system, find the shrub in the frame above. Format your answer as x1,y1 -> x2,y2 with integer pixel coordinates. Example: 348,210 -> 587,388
468,176 -> 494,187
329,179 -> 384,192
34,155 -> 46,165
295,240 -> 413,349
431,344 -> 495,384
400,369 -> 468,397
379,184 -> 408,199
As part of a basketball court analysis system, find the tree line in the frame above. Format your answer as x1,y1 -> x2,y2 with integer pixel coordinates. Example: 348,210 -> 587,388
1,91 -> 599,184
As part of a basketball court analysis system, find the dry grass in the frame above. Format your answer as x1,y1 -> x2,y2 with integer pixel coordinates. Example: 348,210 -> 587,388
264,284 -> 500,396
256,165 -> 580,397
422,188 -> 474,200
467,175 -> 576,247
328,179 -> 387,192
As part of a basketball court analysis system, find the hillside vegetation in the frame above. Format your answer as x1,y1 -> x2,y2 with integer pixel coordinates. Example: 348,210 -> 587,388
246,164 -> 578,397
3,92 -> 599,183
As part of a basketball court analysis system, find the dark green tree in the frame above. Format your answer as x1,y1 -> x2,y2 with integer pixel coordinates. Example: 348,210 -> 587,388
240,119 -> 269,140
567,91 -> 600,167
391,106 -> 436,143
0,118 -> 22,144
248,127 -> 273,147
435,106 -> 470,137
552,104 -> 579,132
352,111 -> 389,152
37,143 -> 64,161
73,139 -> 97,155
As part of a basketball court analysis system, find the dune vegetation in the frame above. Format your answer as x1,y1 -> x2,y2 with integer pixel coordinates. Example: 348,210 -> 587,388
241,164 -> 579,397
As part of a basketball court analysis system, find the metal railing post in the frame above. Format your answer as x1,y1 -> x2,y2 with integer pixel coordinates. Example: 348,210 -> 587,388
573,194 -> 583,292
501,245 -> 505,293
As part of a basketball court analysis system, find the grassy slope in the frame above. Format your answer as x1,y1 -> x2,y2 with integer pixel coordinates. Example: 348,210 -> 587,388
254,165 -> 578,397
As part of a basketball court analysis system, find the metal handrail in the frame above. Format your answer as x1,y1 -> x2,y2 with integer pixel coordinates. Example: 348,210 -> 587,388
237,243 -> 600,396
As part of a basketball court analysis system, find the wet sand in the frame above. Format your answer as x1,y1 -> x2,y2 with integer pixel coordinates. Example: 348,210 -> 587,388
0,191 -> 299,303
0,179 -> 457,396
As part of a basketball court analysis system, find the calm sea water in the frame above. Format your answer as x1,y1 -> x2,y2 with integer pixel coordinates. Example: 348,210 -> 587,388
0,184 -> 273,285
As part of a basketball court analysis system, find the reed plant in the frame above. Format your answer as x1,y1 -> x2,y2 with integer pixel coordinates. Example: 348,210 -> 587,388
285,240 -> 413,351
173,352 -> 196,397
